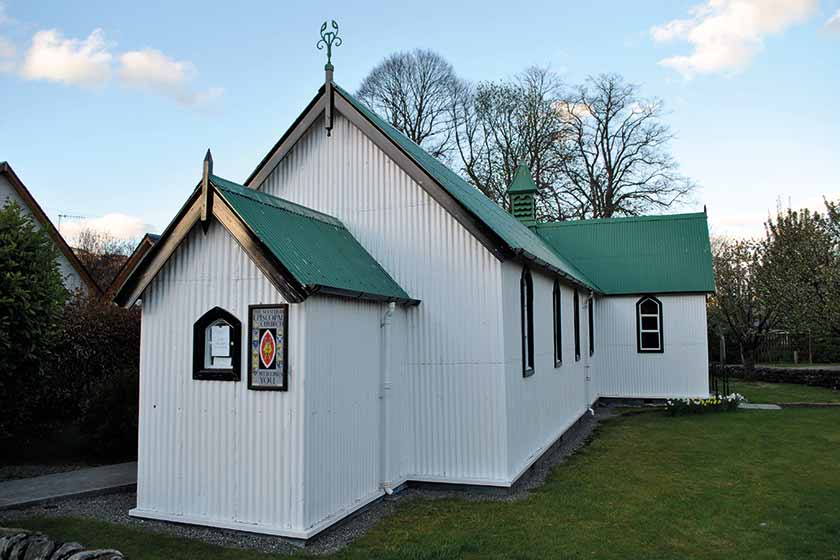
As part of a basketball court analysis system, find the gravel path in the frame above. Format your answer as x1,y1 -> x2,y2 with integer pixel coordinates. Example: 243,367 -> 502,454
0,407 -> 613,556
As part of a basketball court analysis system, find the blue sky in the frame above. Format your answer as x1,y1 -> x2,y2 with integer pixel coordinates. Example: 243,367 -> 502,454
1,0 -> 838,242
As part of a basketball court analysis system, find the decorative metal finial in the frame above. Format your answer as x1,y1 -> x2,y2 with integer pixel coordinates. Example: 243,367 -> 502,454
316,20 -> 342,70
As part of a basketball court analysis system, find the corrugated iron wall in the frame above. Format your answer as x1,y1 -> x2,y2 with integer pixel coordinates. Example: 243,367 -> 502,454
135,222 -> 307,534
595,294 -> 710,398
301,296 -> 385,531
501,262 -> 593,480
258,113 -> 510,484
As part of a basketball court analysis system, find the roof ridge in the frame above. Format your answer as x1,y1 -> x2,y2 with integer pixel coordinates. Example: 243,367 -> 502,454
536,212 -> 707,228
211,174 -> 344,228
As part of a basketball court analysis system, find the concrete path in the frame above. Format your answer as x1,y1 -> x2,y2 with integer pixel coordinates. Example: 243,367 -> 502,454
739,403 -> 783,410
0,462 -> 136,510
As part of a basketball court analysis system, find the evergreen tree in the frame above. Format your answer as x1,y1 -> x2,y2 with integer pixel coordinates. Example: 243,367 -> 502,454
0,200 -> 67,436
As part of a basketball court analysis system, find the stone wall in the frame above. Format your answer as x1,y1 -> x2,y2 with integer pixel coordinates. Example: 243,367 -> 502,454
713,364 -> 840,390
0,528 -> 123,560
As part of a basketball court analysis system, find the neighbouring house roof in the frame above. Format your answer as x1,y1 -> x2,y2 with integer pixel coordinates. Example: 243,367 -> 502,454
534,213 -> 716,295
113,173 -> 417,307
0,161 -> 102,296
211,175 -> 415,303
105,232 -> 160,300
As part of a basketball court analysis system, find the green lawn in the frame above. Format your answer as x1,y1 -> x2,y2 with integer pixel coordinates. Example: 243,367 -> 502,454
11,408 -> 840,560
730,380 -> 840,404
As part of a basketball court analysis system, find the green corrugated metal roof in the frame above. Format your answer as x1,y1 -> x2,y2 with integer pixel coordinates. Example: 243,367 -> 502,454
334,85 -> 598,291
211,175 -> 414,302
534,213 -> 715,295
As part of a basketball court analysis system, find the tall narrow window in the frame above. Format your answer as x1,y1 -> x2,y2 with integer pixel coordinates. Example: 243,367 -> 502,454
553,279 -> 562,367
573,289 -> 581,361
521,267 -> 534,376
637,296 -> 664,353
588,297 -> 595,356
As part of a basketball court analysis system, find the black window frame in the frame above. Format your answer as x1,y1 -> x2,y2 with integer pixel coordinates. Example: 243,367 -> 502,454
553,279 -> 562,367
573,289 -> 581,361
193,306 -> 242,381
588,297 -> 595,357
636,296 -> 664,353
520,267 -> 535,377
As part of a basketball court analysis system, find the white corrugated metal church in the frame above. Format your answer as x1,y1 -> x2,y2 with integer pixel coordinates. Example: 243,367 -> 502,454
114,27 -> 715,539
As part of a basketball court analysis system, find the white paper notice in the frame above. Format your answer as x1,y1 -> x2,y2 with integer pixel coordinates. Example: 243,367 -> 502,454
211,325 -> 230,357
213,357 -> 232,369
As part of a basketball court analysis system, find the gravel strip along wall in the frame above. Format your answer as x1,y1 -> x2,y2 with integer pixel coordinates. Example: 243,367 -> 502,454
0,527 -> 123,559
713,364 -> 840,390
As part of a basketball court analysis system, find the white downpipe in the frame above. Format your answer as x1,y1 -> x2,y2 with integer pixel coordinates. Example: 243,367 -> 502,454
584,291 -> 595,415
379,302 -> 396,493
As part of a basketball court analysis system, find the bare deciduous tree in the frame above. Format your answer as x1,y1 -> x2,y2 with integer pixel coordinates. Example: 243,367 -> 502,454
72,228 -> 136,290
557,74 -> 694,218
357,49 -> 458,159
451,67 -> 575,221
358,53 -> 695,222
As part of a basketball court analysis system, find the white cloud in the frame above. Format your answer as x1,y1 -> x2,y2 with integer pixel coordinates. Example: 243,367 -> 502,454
650,0 -> 818,78
119,48 -> 222,107
119,49 -> 194,90
21,28 -> 112,86
61,213 -> 152,243
826,9 -> 840,32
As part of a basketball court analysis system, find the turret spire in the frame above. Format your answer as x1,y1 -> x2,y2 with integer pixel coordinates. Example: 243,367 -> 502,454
506,160 -> 538,227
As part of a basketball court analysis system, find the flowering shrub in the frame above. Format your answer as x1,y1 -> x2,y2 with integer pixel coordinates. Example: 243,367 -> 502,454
665,394 -> 744,416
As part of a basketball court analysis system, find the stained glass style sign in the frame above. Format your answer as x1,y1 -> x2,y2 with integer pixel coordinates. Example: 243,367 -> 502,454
248,304 -> 289,391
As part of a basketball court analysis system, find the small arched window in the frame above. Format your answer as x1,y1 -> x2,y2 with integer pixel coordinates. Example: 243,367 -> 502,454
193,306 -> 242,380
636,296 -> 663,353
553,279 -> 562,367
520,267 -> 534,377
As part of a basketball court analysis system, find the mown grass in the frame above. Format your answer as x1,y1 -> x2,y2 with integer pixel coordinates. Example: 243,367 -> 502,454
11,408 -> 840,559
730,379 -> 840,404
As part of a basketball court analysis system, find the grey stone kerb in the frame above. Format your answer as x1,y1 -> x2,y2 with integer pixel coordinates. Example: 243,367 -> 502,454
0,527 -> 124,559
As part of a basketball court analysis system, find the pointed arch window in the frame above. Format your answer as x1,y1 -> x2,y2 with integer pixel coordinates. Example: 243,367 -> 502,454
521,267 -> 535,377
553,279 -> 562,367
637,296 -> 663,353
193,306 -> 242,381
